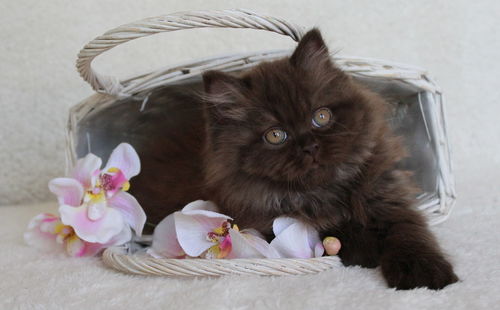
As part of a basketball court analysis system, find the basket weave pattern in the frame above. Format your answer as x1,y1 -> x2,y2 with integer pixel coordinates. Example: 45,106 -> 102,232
104,245 -> 341,277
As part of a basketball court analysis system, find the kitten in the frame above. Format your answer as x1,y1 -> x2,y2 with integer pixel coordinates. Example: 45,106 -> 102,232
130,29 -> 458,290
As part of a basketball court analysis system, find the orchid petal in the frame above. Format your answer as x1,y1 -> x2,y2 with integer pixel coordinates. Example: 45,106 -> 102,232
146,248 -> 168,259
65,234 -> 87,257
303,223 -> 324,257
59,204 -> 124,244
218,236 -> 232,258
76,242 -> 107,257
182,209 -> 233,219
270,222 -> 314,258
24,213 -> 62,253
227,229 -> 280,259
108,192 -> 146,236
71,153 -> 102,188
48,178 -> 84,207
271,217 -> 324,258
305,224 -> 323,253
150,213 -> 185,258
174,212 -> 227,257
314,242 -> 325,257
272,217 -> 297,236
105,224 -> 132,246
181,200 -> 231,219
103,143 -> 140,180
76,225 -> 132,257
182,200 -> 219,213
87,201 -> 106,221
239,228 -> 265,238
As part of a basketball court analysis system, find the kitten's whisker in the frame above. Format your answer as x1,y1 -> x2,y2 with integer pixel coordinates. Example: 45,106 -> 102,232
332,121 -> 356,133
316,131 -> 359,137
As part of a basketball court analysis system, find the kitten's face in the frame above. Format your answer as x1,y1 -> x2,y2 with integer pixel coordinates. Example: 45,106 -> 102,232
203,29 -> 380,189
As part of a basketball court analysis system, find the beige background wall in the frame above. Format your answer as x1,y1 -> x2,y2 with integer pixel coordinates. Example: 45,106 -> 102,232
1,0 -> 499,205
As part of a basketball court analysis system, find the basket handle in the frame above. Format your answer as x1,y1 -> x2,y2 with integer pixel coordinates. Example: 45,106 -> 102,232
76,9 -> 305,97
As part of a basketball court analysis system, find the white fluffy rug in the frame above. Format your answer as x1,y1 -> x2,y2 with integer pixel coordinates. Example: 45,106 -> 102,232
2,195 -> 499,309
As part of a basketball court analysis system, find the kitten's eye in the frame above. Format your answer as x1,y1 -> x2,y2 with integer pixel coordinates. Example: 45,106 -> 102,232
312,107 -> 333,128
263,128 -> 288,145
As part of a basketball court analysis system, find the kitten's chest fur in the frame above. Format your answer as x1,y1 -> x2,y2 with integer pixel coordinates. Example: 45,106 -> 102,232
209,177 -> 350,236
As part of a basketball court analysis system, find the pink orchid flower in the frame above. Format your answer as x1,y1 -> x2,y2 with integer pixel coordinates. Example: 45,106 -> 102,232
48,143 -> 146,244
270,217 -> 325,258
149,200 -> 279,259
24,213 -> 131,257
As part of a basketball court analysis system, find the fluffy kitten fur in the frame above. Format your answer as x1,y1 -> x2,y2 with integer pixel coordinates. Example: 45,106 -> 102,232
132,29 -> 458,290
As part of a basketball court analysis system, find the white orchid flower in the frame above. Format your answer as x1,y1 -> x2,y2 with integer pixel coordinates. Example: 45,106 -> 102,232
149,200 -> 279,259
270,217 -> 325,258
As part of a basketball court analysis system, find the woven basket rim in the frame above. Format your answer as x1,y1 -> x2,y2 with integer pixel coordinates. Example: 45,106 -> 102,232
102,244 -> 342,277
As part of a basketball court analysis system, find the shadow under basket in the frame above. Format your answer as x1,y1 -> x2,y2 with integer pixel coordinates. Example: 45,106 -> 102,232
67,10 -> 456,276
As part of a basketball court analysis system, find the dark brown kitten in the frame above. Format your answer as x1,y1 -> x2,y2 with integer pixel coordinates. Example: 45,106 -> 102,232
133,29 -> 458,290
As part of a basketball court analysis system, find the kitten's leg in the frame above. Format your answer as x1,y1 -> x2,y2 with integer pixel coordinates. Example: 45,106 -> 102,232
330,222 -> 382,268
333,205 -> 458,290
377,207 -> 459,290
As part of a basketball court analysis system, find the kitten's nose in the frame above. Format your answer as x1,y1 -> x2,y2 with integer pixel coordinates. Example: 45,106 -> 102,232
303,143 -> 319,156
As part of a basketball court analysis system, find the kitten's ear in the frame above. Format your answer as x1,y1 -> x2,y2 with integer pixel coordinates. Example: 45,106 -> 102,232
290,28 -> 330,70
203,70 -> 241,95
202,70 -> 249,122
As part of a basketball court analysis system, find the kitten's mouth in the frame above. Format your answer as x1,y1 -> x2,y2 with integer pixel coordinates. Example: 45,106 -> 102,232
311,160 -> 320,169
304,155 -> 320,170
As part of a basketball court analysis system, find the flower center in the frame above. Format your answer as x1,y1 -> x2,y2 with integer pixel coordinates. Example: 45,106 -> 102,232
204,221 -> 237,259
42,221 -> 76,244
100,173 -> 114,191
84,167 -> 130,204
207,221 -> 230,241
99,167 -> 130,195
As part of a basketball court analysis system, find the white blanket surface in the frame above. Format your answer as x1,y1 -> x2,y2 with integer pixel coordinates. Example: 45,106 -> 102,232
2,194 -> 498,309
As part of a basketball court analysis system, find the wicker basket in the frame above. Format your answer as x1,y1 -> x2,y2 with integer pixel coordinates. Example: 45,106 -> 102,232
68,9 -> 456,277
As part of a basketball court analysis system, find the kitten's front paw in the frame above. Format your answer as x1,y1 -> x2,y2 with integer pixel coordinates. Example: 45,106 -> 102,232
381,253 -> 458,290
